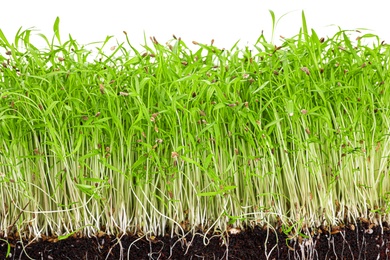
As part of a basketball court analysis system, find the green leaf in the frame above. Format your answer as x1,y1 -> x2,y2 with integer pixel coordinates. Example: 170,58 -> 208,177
126,56 -> 140,65
181,155 -> 205,171
213,103 -> 226,110
251,81 -> 269,95
222,185 -> 237,192
197,191 -> 220,197
75,183 -> 96,197
269,10 -> 276,41
0,28 -> 11,47
264,118 -> 283,130
131,155 -> 148,171
301,11 -> 309,43
53,16 -> 61,44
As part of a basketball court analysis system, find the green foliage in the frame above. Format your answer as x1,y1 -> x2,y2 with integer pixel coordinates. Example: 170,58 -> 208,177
0,13 -> 390,239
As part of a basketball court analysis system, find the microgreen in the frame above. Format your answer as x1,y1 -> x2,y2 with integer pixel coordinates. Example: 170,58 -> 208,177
0,12 -> 390,241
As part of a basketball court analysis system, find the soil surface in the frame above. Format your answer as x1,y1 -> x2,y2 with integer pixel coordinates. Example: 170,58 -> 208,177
2,221 -> 390,259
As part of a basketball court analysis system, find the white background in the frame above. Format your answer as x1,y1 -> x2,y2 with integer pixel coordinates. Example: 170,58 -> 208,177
1,0 -> 389,50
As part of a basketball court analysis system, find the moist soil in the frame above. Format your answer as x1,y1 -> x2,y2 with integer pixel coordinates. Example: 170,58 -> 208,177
2,221 -> 390,259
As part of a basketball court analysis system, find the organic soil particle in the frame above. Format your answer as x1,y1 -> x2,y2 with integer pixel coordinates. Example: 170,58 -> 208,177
1,222 -> 390,259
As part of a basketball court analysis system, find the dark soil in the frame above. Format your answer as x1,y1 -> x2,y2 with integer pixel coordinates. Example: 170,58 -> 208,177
2,221 -> 390,259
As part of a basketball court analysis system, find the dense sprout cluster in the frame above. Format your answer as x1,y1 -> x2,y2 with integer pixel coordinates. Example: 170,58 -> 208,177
0,14 -> 390,240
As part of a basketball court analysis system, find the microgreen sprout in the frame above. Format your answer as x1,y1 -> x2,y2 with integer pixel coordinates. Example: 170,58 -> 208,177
0,12 -> 390,242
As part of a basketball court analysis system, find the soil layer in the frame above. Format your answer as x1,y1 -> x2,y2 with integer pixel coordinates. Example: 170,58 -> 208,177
1,222 -> 390,259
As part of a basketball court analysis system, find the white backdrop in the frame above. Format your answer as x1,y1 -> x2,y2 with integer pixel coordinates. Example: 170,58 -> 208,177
1,0 -> 389,49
